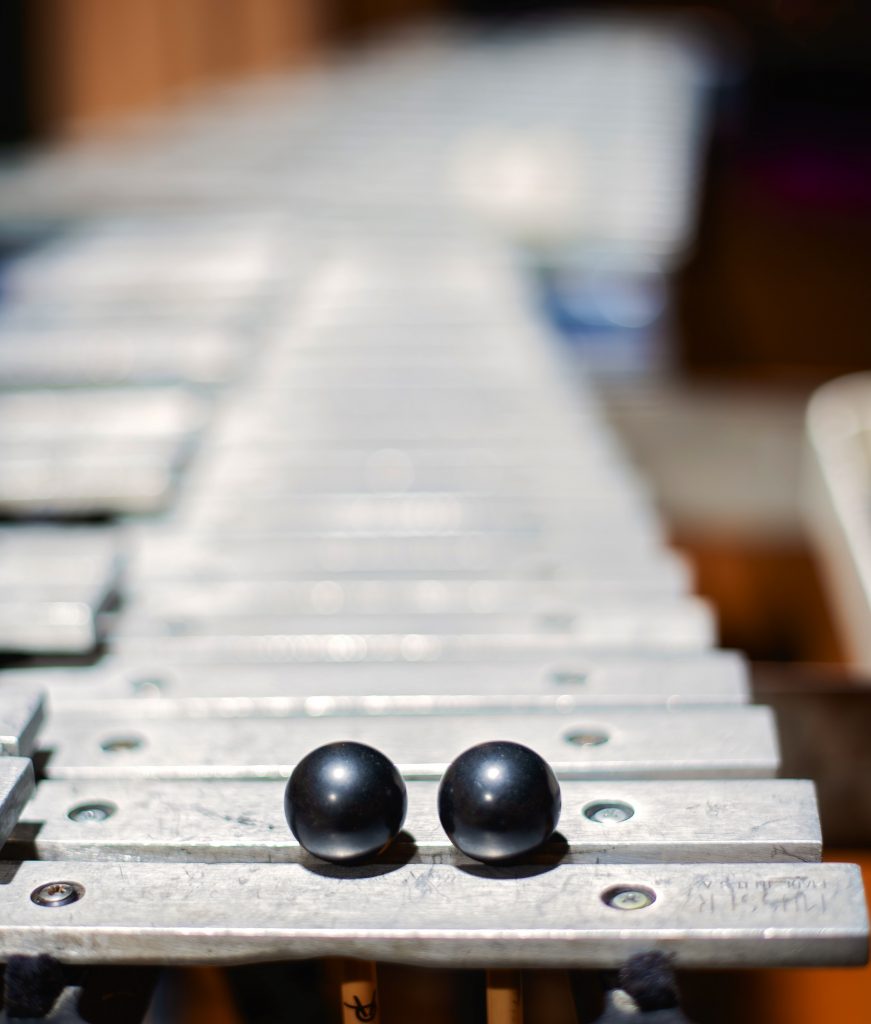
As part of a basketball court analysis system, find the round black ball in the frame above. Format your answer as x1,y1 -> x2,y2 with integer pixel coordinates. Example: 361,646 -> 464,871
285,742 -> 407,864
438,741 -> 561,863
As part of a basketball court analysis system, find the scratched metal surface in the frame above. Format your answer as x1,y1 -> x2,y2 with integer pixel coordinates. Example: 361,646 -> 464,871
6,779 -> 820,865
0,862 -> 863,967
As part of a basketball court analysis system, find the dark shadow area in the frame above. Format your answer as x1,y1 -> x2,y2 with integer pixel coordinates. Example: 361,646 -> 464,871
299,830 -> 418,877
0,820 -> 43,864
457,855 -> 564,880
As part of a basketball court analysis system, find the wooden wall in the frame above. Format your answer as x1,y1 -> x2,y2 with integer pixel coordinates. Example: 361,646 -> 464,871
27,0 -> 326,138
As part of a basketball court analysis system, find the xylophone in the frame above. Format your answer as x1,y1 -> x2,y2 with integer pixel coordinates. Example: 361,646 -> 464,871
0,20 -> 867,1024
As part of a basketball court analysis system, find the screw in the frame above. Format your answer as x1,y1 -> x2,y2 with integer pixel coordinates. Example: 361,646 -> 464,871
585,801 -> 634,824
68,802 -> 116,823
31,882 -> 84,908
603,886 -> 655,911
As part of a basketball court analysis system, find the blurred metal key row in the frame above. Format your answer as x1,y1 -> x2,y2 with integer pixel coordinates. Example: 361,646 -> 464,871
0,19 -> 865,982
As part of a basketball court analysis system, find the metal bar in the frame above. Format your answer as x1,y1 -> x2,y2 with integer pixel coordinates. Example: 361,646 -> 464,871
169,495 -> 662,537
120,578 -> 696,618
0,389 -> 207,443
0,529 -> 121,651
109,632 -> 717,664
0,688 -> 47,758
128,541 -> 688,584
7,779 -> 820,865
130,532 -> 670,576
0,597 -> 106,655
109,600 -> 715,653
24,651 -> 749,713
38,707 -> 779,780
0,759 -> 35,846
0,528 -> 121,589
0,330 -> 239,388
0,861 -> 863,967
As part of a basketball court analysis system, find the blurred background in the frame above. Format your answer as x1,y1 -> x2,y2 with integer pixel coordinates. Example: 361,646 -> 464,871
1,0 -> 869,663
1,1 -> 870,1022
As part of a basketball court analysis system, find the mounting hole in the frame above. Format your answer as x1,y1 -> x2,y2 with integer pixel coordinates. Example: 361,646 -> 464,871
564,728 -> 609,747
68,801 -> 117,823
100,734 -> 144,753
165,617 -> 193,636
549,668 -> 588,687
602,885 -> 656,911
583,801 -> 634,824
130,676 -> 166,697
537,611 -> 576,631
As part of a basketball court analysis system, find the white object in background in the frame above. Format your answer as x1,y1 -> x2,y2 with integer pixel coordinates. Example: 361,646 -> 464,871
806,372 -> 871,670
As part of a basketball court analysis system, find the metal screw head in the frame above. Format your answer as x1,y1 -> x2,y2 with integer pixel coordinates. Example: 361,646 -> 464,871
564,728 -> 609,747
31,882 -> 84,908
68,802 -> 116,823
603,886 -> 655,911
584,801 -> 634,824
